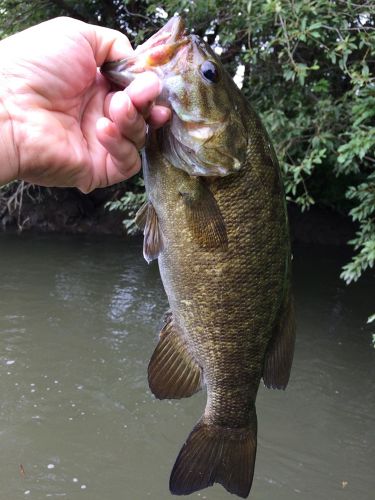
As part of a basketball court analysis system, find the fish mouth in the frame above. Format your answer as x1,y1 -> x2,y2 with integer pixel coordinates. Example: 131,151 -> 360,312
100,16 -> 188,87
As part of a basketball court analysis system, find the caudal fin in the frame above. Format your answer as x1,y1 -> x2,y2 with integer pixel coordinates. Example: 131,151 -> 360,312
169,417 -> 257,498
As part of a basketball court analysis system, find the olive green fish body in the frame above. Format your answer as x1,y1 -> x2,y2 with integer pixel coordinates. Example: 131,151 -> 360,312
145,109 -> 288,424
101,16 -> 295,499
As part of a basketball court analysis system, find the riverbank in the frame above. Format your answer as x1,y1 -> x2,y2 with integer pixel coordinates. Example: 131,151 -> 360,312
0,185 -> 355,246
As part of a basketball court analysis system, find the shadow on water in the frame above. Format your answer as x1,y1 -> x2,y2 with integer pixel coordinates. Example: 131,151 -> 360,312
0,233 -> 374,500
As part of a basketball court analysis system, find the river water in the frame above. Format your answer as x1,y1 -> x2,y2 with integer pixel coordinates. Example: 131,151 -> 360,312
0,233 -> 374,500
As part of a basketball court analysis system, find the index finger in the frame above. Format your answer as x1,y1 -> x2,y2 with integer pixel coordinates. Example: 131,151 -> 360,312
125,72 -> 163,118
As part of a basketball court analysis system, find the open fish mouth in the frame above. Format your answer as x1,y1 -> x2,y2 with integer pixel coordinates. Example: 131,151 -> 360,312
100,16 -> 188,86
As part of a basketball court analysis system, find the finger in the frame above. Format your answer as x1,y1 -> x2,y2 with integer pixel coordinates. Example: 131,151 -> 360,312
108,91 -> 147,150
79,153 -> 141,193
96,117 -> 141,177
125,72 -> 162,118
86,24 -> 134,66
105,154 -> 141,187
97,117 -> 140,164
103,91 -> 116,118
149,105 -> 171,129
105,91 -> 170,131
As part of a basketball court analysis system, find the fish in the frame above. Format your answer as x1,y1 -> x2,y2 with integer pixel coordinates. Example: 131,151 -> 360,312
101,16 -> 296,499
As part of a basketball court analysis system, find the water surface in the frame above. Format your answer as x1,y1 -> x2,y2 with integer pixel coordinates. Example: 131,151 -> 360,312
0,233 -> 374,500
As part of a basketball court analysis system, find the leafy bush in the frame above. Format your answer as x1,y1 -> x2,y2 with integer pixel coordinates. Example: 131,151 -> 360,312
105,176 -> 146,235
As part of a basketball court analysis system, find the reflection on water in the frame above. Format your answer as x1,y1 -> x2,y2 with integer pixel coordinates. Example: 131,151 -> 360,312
0,233 -> 374,500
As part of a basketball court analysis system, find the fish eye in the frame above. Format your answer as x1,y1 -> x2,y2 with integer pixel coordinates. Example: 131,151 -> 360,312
200,61 -> 220,83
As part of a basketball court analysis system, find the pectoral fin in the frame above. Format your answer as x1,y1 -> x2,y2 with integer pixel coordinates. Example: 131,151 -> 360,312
179,177 -> 228,250
139,201 -> 163,263
148,312 -> 202,399
263,292 -> 296,390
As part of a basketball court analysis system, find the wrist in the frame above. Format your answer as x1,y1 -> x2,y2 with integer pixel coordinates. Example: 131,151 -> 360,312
0,86 -> 20,186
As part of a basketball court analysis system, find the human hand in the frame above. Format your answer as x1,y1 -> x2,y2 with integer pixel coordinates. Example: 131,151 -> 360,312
0,17 -> 170,192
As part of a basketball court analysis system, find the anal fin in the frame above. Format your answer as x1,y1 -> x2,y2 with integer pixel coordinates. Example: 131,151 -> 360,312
148,313 -> 202,399
263,292 -> 296,390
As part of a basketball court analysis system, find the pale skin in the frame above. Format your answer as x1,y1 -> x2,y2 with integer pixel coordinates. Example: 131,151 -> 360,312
0,17 -> 170,192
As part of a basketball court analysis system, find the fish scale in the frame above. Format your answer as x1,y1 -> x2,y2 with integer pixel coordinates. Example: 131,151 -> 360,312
101,15 -> 295,499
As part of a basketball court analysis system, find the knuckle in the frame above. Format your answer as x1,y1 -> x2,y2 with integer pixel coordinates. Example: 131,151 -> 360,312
127,157 -> 141,175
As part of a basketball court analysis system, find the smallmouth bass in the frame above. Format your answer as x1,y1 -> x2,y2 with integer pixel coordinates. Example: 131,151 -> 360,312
101,16 -> 296,498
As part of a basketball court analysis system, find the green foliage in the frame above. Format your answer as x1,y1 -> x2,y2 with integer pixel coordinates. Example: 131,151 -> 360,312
340,171 -> 375,283
105,176 -> 146,235
0,0 -> 374,289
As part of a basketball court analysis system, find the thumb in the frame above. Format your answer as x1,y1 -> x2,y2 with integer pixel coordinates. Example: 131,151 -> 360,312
86,24 -> 134,66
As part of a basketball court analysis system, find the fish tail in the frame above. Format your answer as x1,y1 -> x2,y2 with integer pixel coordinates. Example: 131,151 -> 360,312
169,416 -> 257,498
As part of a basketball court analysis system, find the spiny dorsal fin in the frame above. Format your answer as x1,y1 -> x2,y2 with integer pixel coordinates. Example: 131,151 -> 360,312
148,312 -> 202,399
179,178 -> 228,250
170,415 -> 257,498
142,201 -> 163,263
263,292 -> 296,390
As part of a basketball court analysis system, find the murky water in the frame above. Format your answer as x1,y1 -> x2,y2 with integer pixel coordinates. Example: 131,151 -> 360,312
0,233 -> 374,500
